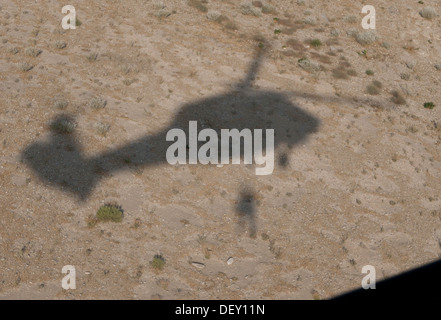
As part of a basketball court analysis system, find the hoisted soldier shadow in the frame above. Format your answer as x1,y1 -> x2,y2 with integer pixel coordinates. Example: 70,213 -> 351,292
22,48 -> 320,236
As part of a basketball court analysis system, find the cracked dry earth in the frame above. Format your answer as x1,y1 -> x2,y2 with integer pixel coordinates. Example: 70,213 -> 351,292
0,0 -> 441,299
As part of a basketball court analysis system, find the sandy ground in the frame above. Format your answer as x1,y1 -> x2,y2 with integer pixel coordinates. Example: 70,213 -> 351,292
0,0 -> 440,299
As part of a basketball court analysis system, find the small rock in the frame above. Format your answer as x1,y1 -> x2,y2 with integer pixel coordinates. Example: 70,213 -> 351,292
191,262 -> 205,269
227,257 -> 234,265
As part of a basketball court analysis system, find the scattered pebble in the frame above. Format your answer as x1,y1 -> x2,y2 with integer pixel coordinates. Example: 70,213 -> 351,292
191,262 -> 205,269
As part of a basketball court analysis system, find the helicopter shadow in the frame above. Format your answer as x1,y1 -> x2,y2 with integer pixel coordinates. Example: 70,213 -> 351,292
21,48 -> 320,201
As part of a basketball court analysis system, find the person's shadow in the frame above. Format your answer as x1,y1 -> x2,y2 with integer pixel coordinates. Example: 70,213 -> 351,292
21,48 -> 320,201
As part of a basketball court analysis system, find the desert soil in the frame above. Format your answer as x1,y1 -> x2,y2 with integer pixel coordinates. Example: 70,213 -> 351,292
0,0 -> 440,299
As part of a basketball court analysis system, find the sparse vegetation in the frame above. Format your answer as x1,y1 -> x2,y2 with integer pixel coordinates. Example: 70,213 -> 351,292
406,61 -> 415,70
133,218 -> 142,229
86,215 -> 98,228
188,0 -> 208,13
154,7 -> 173,18
357,50 -> 367,57
54,100 -> 68,110
122,78 -> 137,86
150,254 -> 166,270
346,28 -> 359,37
252,1 -> 263,7
262,5 -> 277,14
87,53 -> 98,62
3,0 -> 441,301
303,16 -> 317,25
391,90 -> 407,105
120,64 -> 138,75
224,19 -> 238,30
50,118 -> 76,134
424,102 -> 435,109
67,18 -> 81,26
207,11 -> 222,22
330,29 -> 339,37
420,7 -> 436,19
400,73 -> 410,81
355,31 -> 378,45
298,58 -> 321,72
55,40 -> 67,49
88,97 -> 107,110
343,15 -> 357,23
25,47 -> 42,57
372,80 -> 383,89
366,80 -> 382,95
332,68 -> 349,80
95,122 -> 110,136
19,62 -> 33,72
241,4 -> 261,16
407,126 -> 418,134
310,39 -> 322,47
9,47 -> 19,55
96,203 -> 124,222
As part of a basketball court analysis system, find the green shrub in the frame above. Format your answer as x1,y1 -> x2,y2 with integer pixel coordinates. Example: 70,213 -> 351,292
150,254 -> 166,270
96,203 -> 124,222
424,102 -> 435,109
310,39 -> 322,47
